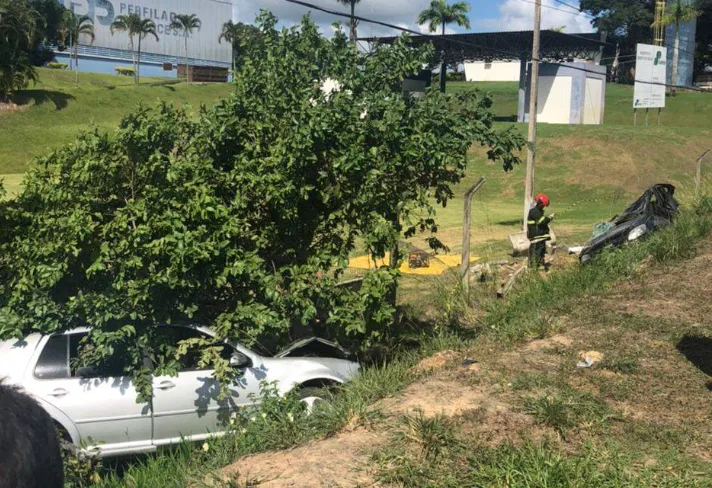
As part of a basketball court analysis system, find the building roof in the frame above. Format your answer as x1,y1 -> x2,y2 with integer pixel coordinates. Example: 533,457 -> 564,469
360,30 -> 606,64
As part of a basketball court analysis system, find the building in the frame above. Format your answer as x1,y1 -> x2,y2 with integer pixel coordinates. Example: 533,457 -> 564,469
464,61 -> 521,82
53,0 -> 232,79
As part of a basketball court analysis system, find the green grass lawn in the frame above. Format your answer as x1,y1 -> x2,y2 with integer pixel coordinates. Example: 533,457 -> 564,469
0,68 -> 233,191
404,82 -> 712,262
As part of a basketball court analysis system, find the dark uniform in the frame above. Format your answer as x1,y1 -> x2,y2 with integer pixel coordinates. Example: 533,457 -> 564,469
527,205 -> 552,269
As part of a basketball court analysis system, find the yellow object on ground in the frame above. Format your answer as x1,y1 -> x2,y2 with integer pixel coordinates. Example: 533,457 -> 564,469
348,252 -> 480,276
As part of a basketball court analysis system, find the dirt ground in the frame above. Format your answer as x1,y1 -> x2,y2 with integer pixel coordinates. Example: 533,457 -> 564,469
221,242 -> 712,487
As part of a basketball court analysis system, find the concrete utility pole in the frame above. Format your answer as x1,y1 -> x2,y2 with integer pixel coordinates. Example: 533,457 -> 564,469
522,0 -> 542,231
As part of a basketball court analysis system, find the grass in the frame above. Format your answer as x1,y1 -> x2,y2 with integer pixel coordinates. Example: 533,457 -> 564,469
0,68 -> 232,192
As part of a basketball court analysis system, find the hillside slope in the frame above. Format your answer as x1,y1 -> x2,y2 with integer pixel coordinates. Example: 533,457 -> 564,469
0,69 -> 233,194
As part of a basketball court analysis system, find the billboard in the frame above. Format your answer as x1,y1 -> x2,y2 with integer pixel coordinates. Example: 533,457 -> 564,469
633,43 -> 667,109
58,0 -> 232,64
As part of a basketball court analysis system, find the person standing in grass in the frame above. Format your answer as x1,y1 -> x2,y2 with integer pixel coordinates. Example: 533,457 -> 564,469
527,194 -> 556,270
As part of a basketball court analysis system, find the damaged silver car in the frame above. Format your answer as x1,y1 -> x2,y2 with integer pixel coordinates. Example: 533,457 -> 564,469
0,325 -> 359,457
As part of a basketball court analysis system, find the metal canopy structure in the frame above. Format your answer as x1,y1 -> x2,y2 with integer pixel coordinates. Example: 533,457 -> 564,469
361,30 -> 606,64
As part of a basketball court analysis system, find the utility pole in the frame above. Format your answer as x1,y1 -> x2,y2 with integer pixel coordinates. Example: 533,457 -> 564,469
522,0 -> 542,231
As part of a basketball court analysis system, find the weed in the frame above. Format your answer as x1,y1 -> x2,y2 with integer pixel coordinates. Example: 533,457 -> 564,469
523,390 -> 614,438
400,410 -> 457,462
511,372 -> 556,391
601,356 -> 640,374
523,396 -> 574,437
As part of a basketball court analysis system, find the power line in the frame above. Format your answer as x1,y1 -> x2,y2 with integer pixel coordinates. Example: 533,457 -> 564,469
281,0 -> 707,92
552,0 -> 586,15
516,0 -> 596,21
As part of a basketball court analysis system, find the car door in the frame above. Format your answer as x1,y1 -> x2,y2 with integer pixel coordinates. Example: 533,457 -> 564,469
26,332 -> 152,455
150,326 -> 265,446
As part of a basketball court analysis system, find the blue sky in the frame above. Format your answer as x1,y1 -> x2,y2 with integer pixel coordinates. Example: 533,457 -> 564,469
233,0 -> 596,36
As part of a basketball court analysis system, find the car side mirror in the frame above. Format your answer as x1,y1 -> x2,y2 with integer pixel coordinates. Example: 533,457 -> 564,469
229,352 -> 252,369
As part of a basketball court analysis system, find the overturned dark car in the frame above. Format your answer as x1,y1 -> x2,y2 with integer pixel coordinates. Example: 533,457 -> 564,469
579,184 -> 679,263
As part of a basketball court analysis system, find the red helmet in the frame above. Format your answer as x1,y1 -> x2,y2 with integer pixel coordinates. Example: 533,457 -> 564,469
535,194 -> 550,207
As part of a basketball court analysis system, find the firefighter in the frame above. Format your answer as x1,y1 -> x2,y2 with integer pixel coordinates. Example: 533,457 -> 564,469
527,194 -> 556,270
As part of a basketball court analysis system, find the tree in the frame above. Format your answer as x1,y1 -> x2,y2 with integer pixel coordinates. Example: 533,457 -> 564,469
170,14 -> 201,82
695,0 -> 712,80
0,13 -> 523,403
60,12 -> 95,85
653,0 -> 702,95
110,13 -> 158,85
580,0 -> 654,54
219,21 -> 263,74
417,0 -> 471,92
336,0 -> 361,52
0,0 -> 42,102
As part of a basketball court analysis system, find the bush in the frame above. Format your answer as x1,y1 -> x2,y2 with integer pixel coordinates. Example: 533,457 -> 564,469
0,12 -> 523,402
47,62 -> 68,70
114,67 -> 135,76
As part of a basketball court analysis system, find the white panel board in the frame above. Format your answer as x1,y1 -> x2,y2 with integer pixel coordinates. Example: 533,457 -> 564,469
633,43 -> 666,109
58,0 -> 232,63
464,61 -> 521,82
538,76 -> 572,124
584,77 -> 603,125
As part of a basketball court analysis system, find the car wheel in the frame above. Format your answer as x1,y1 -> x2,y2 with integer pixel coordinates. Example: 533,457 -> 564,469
298,387 -> 327,414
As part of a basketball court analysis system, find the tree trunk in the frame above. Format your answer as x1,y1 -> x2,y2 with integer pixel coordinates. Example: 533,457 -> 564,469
74,42 -> 79,85
439,21 -> 447,93
671,23 -> 680,96
136,36 -> 141,85
350,1 -> 357,54
185,36 -> 190,83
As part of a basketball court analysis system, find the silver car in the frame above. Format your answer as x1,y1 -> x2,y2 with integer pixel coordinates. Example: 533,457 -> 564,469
0,325 -> 359,457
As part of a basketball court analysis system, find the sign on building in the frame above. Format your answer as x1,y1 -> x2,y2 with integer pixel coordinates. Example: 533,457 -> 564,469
633,43 -> 667,109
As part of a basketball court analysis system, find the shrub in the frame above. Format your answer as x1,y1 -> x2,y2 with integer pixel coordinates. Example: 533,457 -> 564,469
47,62 -> 68,70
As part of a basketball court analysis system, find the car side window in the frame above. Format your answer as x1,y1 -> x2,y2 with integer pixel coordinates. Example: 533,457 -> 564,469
34,336 -> 70,380
155,327 -> 235,372
68,333 -> 131,379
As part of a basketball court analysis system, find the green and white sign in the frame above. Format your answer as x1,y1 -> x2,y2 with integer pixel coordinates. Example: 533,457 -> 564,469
633,43 -> 667,109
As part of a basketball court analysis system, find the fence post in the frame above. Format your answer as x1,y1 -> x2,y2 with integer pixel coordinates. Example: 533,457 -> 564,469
696,150 -> 711,198
461,177 -> 487,293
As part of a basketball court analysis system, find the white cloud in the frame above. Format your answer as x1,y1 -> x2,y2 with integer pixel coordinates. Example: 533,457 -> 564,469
232,0 -> 462,38
475,0 -> 594,34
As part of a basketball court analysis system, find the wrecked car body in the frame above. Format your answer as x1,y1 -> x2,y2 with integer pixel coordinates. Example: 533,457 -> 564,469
275,337 -> 353,360
579,184 -> 679,263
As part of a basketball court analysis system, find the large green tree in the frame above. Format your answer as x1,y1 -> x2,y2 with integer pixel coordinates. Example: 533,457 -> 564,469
580,0 -> 654,53
169,13 -> 201,82
110,13 -> 159,85
0,0 -> 42,101
0,13 -> 522,402
695,0 -> 712,80
417,0 -> 471,92
653,0 -> 702,94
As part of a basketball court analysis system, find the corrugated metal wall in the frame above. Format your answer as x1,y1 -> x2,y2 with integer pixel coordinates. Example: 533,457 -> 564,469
58,0 -> 232,64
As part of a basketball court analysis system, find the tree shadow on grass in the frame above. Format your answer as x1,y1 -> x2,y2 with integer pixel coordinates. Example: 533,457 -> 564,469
13,90 -> 76,110
676,335 -> 712,391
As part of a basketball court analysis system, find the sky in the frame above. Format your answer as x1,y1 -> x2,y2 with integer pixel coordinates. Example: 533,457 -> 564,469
232,0 -> 596,38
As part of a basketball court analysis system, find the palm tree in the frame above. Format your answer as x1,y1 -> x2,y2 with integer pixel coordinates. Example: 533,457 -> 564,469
110,13 -> 159,85
219,20 -> 240,74
417,0 -> 470,92
653,0 -> 702,96
170,14 -> 201,82
60,12 -> 95,84
336,0 -> 361,52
